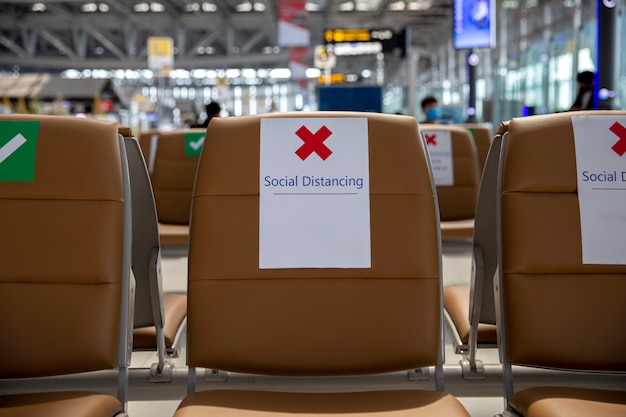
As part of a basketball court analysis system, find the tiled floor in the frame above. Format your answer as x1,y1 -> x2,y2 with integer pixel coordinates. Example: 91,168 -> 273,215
128,240 -> 504,417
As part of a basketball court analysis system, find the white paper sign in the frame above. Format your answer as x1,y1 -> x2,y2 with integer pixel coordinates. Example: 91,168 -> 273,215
572,115 -> 626,265
422,129 -> 454,186
260,118 -> 371,269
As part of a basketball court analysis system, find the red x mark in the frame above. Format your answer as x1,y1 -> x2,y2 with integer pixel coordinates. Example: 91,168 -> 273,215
425,133 -> 437,146
609,122 -> 626,157
295,125 -> 332,161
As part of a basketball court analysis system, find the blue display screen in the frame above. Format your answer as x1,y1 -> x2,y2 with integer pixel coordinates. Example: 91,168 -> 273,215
318,86 -> 382,113
453,0 -> 495,49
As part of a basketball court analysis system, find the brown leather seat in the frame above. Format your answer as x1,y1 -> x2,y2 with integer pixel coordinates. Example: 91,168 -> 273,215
119,129 -> 188,363
420,124 -> 481,240
151,129 -> 206,247
0,115 -> 133,416
443,133 -> 502,365
444,285 -> 497,344
173,112 -> 470,417
495,111 -> 626,416
457,124 -> 493,174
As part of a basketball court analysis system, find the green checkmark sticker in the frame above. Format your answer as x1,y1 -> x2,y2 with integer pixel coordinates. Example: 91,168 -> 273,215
0,121 -> 40,182
185,132 -> 205,157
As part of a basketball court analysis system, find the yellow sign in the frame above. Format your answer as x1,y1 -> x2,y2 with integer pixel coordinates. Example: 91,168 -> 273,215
148,37 -> 174,75
314,45 -> 336,69
317,74 -> 345,84
324,29 -> 371,43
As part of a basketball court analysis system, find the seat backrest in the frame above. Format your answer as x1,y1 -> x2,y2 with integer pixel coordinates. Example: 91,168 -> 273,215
458,123 -> 493,174
469,134 -> 502,328
495,111 -> 626,396
0,115 -> 133,401
152,129 -> 205,224
420,124 -> 481,221
187,112 -> 443,380
119,130 -> 164,331
120,130 -> 173,374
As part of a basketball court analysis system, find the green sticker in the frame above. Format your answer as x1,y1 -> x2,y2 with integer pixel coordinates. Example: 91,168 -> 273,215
185,132 -> 205,157
0,121 -> 40,182
468,127 -> 476,138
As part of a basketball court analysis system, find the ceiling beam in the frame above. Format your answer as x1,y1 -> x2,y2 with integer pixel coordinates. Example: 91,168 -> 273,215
0,34 -> 27,58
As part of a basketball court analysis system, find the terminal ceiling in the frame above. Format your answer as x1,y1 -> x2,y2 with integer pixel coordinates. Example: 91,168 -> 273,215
0,0 -> 455,76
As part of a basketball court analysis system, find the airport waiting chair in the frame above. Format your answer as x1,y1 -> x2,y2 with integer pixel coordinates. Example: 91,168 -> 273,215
420,124 -> 481,240
151,129 -> 205,248
118,128 -> 187,373
443,134 -> 501,376
0,115 -> 134,416
172,112 -> 471,417
495,111 -> 626,416
457,123 -> 493,174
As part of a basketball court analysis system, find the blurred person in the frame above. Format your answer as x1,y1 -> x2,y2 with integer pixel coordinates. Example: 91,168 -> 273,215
569,71 -> 595,111
421,95 -> 441,124
192,101 -> 222,128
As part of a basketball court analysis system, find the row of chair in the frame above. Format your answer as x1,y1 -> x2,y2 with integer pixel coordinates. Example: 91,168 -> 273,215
139,122 -> 493,251
1,111 -> 624,417
168,110 -> 626,417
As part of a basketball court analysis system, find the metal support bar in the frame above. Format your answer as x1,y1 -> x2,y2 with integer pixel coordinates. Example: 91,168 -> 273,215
2,365 -> 624,401
149,362 -> 175,383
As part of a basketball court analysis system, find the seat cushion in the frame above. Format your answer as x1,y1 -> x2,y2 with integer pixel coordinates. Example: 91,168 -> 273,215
443,284 -> 497,344
134,293 -> 187,348
509,386 -> 626,417
441,218 -> 474,240
158,223 -> 189,246
174,390 -> 471,417
0,391 -> 123,417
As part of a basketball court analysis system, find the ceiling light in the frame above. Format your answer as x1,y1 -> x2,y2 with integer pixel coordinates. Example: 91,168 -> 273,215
407,0 -> 432,10
151,2 -> 165,12
305,2 -> 320,11
242,68 -> 257,78
82,3 -> 98,12
236,2 -> 253,12
388,1 -> 405,11
306,68 -> 321,78
134,3 -> 150,12
339,1 -> 354,11
269,68 -> 291,79
226,69 -> 241,78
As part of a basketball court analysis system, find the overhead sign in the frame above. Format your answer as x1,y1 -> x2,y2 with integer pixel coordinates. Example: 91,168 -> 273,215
278,0 -> 310,47
148,37 -> 174,76
572,115 -> 626,265
333,42 -> 382,56
324,28 -> 403,55
422,129 -> 454,186
0,121 -> 39,182
317,74 -> 345,84
313,45 -> 336,69
259,118 -> 371,269
289,47 -> 309,80
453,0 -> 495,49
